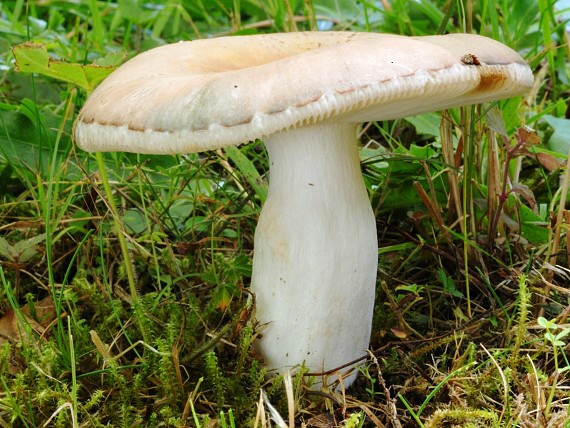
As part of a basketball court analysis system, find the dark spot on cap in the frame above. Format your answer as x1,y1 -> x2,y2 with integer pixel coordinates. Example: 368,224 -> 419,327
461,54 -> 481,66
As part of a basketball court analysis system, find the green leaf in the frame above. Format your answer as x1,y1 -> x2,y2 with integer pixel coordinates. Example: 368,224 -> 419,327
0,101 -> 79,178
545,332 -> 565,347
117,0 -> 153,23
395,284 -> 425,294
555,329 -> 570,341
406,113 -> 442,138
123,209 -> 149,235
543,115 -> 570,156
224,145 -> 267,203
409,144 -> 437,159
538,317 -> 555,328
13,234 -> 46,263
0,237 -> 13,259
12,42 -> 114,91
438,268 -> 465,298
517,203 -> 549,244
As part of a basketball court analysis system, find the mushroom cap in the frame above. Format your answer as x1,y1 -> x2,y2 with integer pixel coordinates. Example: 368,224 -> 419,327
74,32 -> 533,154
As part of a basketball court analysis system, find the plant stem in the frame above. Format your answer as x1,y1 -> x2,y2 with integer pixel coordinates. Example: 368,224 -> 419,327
95,152 -> 148,342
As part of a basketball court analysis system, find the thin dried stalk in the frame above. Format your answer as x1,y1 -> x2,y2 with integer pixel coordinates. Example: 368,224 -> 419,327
440,111 -> 463,233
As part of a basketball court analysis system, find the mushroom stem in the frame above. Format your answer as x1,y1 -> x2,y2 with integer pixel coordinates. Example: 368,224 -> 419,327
252,122 -> 377,386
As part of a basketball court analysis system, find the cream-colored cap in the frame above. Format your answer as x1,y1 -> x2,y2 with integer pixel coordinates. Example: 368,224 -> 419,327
74,32 -> 533,154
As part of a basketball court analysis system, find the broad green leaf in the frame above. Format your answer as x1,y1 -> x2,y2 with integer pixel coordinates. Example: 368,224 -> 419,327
13,234 -> 46,263
543,115 -> 570,156
12,42 -> 114,91
406,113 -> 442,138
117,0 -> 154,23
0,101 -> 81,179
517,203 -> 549,244
123,209 -> 149,235
409,143 -> 437,159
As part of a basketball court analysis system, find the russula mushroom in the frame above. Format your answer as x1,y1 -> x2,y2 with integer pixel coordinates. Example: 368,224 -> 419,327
74,32 -> 533,386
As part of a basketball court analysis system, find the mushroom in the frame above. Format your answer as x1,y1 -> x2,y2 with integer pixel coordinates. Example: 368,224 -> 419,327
74,32 -> 533,386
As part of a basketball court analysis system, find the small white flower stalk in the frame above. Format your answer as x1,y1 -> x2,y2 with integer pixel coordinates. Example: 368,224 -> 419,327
254,370 -> 295,428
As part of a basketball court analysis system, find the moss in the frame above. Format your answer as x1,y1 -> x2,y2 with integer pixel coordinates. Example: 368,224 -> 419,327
426,408 -> 499,428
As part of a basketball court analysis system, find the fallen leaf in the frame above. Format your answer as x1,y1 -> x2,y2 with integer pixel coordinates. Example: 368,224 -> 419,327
306,413 -> 336,428
0,296 -> 57,374
390,327 -> 409,339
0,309 -> 43,345
23,295 -> 56,329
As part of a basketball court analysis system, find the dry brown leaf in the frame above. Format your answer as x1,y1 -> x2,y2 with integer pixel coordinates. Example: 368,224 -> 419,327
305,413 -> 336,428
536,152 -> 565,171
0,296 -> 57,374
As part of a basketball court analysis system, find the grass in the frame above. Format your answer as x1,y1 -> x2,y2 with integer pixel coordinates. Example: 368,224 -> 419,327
1,0 -> 569,426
